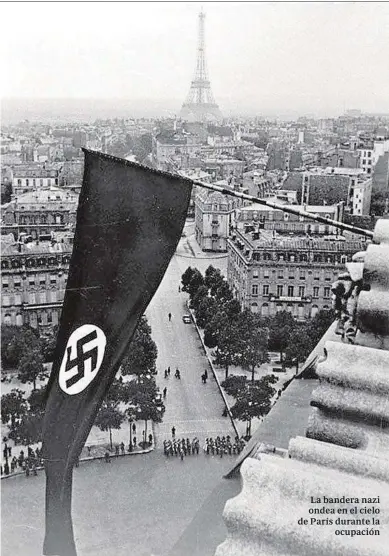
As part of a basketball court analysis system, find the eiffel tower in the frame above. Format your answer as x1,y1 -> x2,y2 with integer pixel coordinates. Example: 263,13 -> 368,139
180,10 -> 223,123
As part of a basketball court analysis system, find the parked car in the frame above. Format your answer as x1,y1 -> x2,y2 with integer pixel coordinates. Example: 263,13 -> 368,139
155,392 -> 163,406
182,314 -> 191,324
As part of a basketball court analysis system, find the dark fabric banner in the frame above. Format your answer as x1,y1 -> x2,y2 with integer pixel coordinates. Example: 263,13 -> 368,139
42,149 -> 192,556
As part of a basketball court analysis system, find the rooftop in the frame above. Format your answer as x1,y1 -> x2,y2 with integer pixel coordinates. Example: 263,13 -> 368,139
217,218 -> 389,556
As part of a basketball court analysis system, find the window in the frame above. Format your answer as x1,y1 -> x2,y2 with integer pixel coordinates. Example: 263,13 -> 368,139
363,159 -> 366,165
311,305 -> 319,318
314,273 -> 320,281
2,277 -> 9,288
300,254 -> 308,262
14,278 -> 21,288
263,285 -> 269,295
299,286 -> 305,297
253,270 -> 259,278
368,151 -> 371,158
26,179 -> 29,186
17,179 -> 22,186
50,275 -> 57,284
277,285 -> 283,296
287,285 -> 294,297
300,271 -> 306,280
40,275 -> 46,285
39,292 -> 46,303
33,179 -> 36,187
47,179 -> 51,186
313,286 -> 319,298
29,293 -> 36,304
367,168 -> 371,174
252,284 -> 258,295
251,302 -> 258,314
325,274 -> 331,281
29,276 -> 35,286
47,312 -> 53,324
2,295 -> 10,306
263,270 -> 269,279
4,314 -> 11,325
324,287 -> 331,298
261,303 -> 269,317
278,271 -> 284,279
289,254 -> 295,262
14,294 -> 22,305
40,179 -> 44,186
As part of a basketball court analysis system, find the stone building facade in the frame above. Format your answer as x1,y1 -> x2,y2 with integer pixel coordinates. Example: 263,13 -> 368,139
227,225 -> 366,320
1,187 -> 78,240
1,237 -> 72,332
195,189 -> 244,252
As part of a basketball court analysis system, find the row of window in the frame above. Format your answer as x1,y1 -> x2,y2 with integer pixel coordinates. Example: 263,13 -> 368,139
3,309 -> 59,327
2,274 -> 67,287
2,257 -> 70,270
2,290 -> 65,306
250,302 -> 330,318
16,178 -> 58,187
251,284 -> 331,298
251,252 -> 349,264
250,269 -> 335,280
18,215 -> 65,225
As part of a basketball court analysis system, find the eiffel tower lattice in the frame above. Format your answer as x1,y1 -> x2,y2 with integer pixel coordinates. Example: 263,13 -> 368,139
180,10 -> 223,123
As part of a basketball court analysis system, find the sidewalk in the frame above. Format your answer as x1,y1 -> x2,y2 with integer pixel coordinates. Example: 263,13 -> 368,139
1,373 -> 154,480
1,441 -> 153,480
188,301 -> 296,438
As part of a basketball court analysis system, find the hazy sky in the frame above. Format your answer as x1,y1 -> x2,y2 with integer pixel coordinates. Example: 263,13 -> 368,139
1,1 -> 389,117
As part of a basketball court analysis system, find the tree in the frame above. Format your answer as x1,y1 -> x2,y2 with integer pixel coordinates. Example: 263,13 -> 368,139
7,386 -> 46,446
42,325 -> 59,362
230,376 -> 276,438
205,265 -> 224,294
186,269 -> 205,299
1,325 -> 42,369
17,349 -> 45,390
213,320 -> 243,380
127,376 -> 165,446
307,309 -> 336,346
95,402 -> 125,450
195,296 -> 219,329
221,374 -> 247,397
1,389 -> 27,428
204,311 -> 229,349
240,326 -> 269,383
190,285 -> 208,311
223,299 -> 241,320
214,280 -> 233,304
284,326 -> 311,372
181,267 -> 196,292
132,133 -> 152,163
121,316 -> 158,377
268,311 -> 295,362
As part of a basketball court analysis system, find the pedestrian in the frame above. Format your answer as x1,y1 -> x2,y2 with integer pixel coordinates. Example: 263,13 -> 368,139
75,457 -> 79,468
0,465 -> 2,475
87,446 -> 91,457
3,444 -> 7,459
163,387 -> 167,398
167,366 -> 171,376
115,445 -> 119,456
168,312 -> 172,322
178,285 -> 181,293
104,451 -> 111,463
164,369 -> 168,378
172,426 -> 176,438
120,442 -> 125,455
25,464 -> 29,477
132,423 -> 136,434
148,434 -> 153,445
204,369 -> 208,380
10,459 -> 16,473
133,436 -> 137,447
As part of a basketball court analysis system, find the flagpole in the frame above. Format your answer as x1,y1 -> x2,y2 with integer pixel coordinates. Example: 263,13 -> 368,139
188,178 -> 374,239
84,150 -> 374,240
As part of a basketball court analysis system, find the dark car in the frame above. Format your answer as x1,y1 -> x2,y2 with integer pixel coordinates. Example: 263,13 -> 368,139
182,314 -> 191,324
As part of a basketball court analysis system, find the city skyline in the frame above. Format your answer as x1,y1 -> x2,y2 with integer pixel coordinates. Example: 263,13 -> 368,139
1,2 -> 389,121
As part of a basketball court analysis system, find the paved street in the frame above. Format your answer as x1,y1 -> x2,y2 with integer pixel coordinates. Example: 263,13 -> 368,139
1,222 -> 239,556
147,239 -> 233,445
1,450 -> 240,556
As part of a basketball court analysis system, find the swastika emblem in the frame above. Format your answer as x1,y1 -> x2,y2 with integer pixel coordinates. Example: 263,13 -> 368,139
59,324 -> 106,395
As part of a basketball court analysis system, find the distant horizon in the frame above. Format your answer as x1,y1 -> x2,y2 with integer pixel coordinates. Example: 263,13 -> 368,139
2,97 -> 388,126
2,2 -> 389,125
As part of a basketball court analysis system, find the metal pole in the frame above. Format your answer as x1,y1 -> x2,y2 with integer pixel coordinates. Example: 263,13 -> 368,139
82,150 -> 374,239
190,178 -> 374,239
